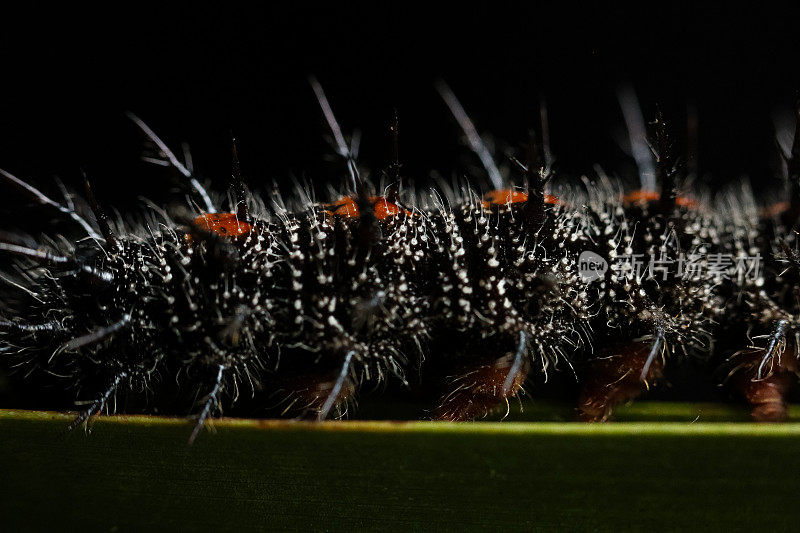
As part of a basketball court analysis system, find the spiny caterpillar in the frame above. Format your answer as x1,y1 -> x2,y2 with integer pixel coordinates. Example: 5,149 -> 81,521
1,80 -> 799,443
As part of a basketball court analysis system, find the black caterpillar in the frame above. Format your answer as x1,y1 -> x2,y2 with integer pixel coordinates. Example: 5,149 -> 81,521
2,81 -> 799,442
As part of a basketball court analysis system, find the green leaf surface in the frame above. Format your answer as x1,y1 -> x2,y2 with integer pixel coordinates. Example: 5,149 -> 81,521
1,405 -> 798,531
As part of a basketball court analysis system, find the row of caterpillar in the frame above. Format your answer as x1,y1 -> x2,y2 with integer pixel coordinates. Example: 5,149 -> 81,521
1,83 -> 799,442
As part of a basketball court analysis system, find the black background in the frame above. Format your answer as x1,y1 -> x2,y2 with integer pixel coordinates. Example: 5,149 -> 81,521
2,4 -> 800,212
3,4 -> 800,408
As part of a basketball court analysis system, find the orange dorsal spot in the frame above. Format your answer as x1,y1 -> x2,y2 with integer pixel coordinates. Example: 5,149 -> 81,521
481,189 -> 559,209
323,196 -> 411,220
373,198 -> 404,219
623,189 -> 697,208
762,201 -> 790,218
193,213 -> 252,237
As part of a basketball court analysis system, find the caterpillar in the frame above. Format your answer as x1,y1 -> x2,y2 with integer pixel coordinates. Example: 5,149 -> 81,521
1,81 -> 798,443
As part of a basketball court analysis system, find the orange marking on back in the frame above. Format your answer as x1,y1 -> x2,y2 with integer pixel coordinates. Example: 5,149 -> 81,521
481,189 -> 559,209
762,201 -> 790,218
623,189 -> 697,208
193,213 -> 252,237
322,196 -> 412,220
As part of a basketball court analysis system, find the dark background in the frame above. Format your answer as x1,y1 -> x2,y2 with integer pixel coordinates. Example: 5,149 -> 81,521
2,4 -> 800,212
2,4 -> 800,409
